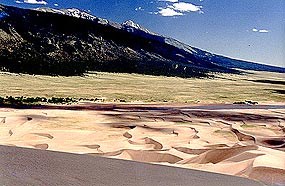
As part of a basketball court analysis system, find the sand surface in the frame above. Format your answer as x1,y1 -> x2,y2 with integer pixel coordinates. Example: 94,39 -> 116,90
0,145 -> 263,186
0,103 -> 285,185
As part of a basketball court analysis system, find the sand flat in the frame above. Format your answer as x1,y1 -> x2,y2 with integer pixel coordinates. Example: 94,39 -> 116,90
0,103 -> 284,185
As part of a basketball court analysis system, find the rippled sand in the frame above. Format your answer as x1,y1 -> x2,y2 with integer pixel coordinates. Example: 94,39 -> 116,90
0,103 -> 284,185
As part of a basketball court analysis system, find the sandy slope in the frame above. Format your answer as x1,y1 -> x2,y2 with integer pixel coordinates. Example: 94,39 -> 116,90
0,145 -> 264,186
0,103 -> 284,185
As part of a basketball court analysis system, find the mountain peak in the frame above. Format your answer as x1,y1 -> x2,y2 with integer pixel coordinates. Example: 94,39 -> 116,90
122,20 -> 154,34
35,7 -> 108,24
122,20 -> 140,29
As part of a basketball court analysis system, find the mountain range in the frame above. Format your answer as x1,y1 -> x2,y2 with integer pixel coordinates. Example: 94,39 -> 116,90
0,4 -> 284,77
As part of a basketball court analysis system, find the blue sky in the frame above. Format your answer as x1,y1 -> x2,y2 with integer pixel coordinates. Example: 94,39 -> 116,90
1,0 -> 284,67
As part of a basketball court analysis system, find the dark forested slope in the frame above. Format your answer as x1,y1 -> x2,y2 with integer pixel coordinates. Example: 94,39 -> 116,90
0,4 -> 284,77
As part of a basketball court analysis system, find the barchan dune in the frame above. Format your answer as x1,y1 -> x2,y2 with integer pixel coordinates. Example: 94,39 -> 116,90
0,103 -> 284,185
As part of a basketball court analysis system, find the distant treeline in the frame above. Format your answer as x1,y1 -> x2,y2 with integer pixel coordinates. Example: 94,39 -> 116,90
0,96 -> 78,105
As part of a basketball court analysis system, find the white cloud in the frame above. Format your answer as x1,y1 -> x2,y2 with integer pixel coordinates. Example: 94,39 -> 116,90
252,28 -> 258,32
252,28 -> 269,33
259,29 -> 269,33
155,1 -> 203,17
159,0 -> 179,2
23,0 -> 47,5
15,0 -> 23,3
135,7 -> 144,11
54,3 -> 59,6
171,2 -> 203,13
158,7 -> 183,16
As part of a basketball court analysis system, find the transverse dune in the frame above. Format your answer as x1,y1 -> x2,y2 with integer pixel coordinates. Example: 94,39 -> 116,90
0,103 -> 284,185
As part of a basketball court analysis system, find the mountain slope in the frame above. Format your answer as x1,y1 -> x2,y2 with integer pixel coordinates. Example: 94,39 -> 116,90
0,4 -> 284,77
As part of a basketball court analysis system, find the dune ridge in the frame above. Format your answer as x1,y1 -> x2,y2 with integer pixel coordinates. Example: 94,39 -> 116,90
0,103 -> 284,185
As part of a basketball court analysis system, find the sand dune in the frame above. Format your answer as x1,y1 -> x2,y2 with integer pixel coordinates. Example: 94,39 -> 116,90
0,103 -> 284,185
0,145 -> 263,186
33,143 -> 49,150
249,167 -> 285,185
177,145 -> 258,164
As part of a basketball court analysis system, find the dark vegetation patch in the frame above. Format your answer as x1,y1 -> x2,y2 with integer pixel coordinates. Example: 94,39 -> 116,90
233,100 -> 258,105
271,89 -> 285,95
250,80 -> 285,85
0,96 -> 105,106
0,96 -> 76,105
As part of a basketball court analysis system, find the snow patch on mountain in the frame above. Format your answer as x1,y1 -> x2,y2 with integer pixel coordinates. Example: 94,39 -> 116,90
164,37 -> 196,54
122,20 -> 156,35
35,7 -> 108,25
0,6 -> 8,19
0,11 -> 8,19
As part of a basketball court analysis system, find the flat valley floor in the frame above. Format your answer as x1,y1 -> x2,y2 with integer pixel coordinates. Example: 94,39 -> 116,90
0,70 -> 284,103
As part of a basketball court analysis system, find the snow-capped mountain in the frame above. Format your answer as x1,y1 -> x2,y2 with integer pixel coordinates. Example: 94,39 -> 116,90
35,7 -> 109,25
0,4 -> 284,76
122,20 -> 154,34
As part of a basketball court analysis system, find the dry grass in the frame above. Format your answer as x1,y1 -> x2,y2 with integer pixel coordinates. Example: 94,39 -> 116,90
0,71 -> 284,103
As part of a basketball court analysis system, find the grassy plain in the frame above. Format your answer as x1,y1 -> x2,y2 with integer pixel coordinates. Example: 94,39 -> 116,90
0,71 -> 284,103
